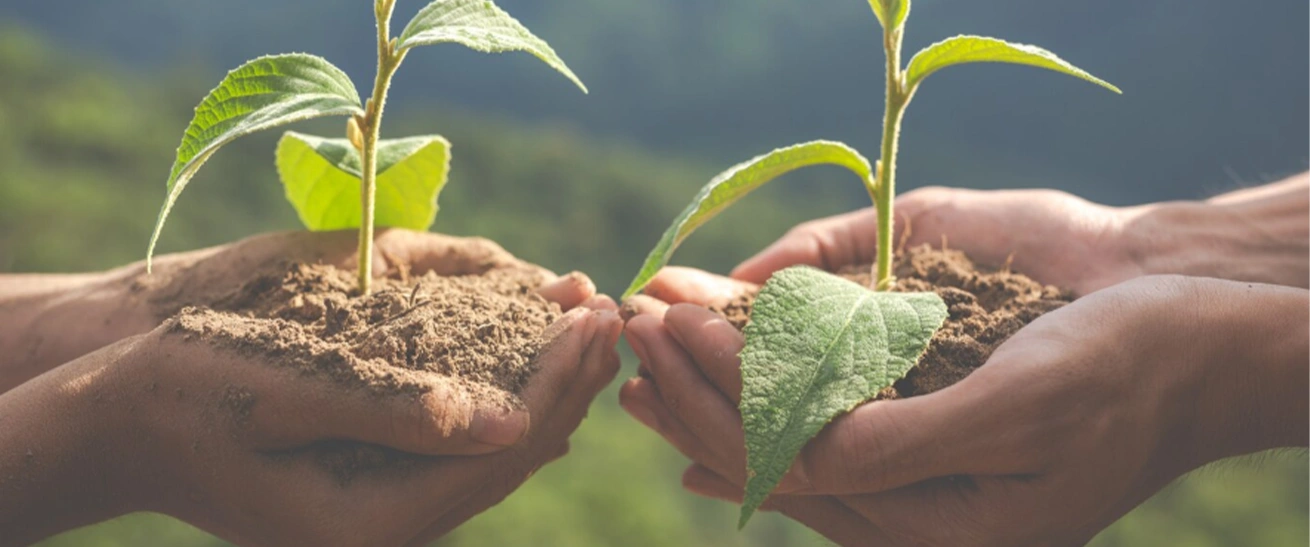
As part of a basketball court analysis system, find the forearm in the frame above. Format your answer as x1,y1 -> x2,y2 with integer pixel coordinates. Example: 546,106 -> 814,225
0,338 -> 138,545
1121,173 -> 1309,288
1183,278 -> 1309,467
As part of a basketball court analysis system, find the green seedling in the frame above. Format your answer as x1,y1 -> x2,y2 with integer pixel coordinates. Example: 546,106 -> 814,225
146,0 -> 586,294
623,0 -> 1119,527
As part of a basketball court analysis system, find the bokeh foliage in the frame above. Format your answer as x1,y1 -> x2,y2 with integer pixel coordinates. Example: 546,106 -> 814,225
1,24 -> 1304,547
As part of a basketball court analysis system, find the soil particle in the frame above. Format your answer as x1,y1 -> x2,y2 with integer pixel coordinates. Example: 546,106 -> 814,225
312,442 -> 421,487
220,386 -> 256,427
713,244 -> 1072,399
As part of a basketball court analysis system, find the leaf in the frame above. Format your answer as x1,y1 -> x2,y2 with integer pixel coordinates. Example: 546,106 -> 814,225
905,35 -> 1121,94
146,54 -> 365,271
276,131 -> 451,231
737,266 -> 947,528
622,141 -> 872,299
868,0 -> 910,31
398,0 -> 588,93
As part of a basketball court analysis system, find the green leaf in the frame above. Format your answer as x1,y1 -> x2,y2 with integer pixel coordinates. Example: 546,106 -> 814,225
905,35 -> 1121,94
868,0 -> 910,30
622,141 -> 872,299
146,54 -> 365,271
276,131 -> 451,231
737,266 -> 947,528
398,0 -> 588,93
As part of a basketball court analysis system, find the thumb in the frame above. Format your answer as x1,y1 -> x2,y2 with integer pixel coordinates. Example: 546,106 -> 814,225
731,208 -> 880,283
247,373 -> 530,456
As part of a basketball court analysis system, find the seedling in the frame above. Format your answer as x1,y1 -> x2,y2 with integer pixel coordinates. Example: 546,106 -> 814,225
623,0 -> 1118,527
146,0 -> 586,294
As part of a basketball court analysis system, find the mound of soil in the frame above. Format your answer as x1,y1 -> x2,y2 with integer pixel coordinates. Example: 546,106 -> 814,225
713,244 -> 1072,399
168,261 -> 560,409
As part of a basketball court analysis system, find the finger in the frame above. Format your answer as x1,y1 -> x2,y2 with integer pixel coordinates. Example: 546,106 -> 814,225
619,378 -> 732,476
244,371 -> 527,456
793,381 -> 1020,495
682,464 -> 889,546
663,303 -> 744,404
731,209 -> 880,283
536,271 -> 597,311
644,267 -> 757,308
620,294 -> 670,322
625,315 -> 748,482
581,294 -> 618,312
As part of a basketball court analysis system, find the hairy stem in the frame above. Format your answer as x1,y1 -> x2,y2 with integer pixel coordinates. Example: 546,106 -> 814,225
357,0 -> 406,294
873,24 -> 909,291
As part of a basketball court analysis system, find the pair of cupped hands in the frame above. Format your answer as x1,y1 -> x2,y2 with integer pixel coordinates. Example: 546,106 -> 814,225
9,187 -> 1303,546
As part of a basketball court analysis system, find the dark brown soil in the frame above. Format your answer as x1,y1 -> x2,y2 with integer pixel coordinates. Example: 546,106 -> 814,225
714,244 -> 1072,399
159,256 -> 560,484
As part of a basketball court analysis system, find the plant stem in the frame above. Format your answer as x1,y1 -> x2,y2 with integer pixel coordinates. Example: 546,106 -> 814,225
873,24 -> 909,291
356,0 -> 406,294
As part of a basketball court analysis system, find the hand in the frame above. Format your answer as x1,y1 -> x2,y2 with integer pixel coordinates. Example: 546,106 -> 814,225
730,187 -> 1141,296
620,276 -> 1308,546
1,229 -> 589,393
0,277 -> 623,546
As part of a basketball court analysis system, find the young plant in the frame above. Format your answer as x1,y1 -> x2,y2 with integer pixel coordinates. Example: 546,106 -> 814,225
623,0 -> 1119,527
145,0 -> 586,294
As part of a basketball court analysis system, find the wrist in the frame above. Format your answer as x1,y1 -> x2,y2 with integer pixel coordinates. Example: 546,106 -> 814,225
1119,195 -> 1309,288
0,337 -> 146,543
0,268 -> 158,392
1158,277 -> 1309,469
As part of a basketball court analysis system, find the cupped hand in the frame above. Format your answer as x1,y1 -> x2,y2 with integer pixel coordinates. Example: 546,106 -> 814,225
731,187 -> 1141,296
114,289 -> 618,546
9,229 -> 590,392
620,276 -> 1304,546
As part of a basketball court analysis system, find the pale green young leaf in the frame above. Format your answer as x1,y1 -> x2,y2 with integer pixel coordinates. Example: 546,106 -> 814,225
622,141 -> 872,299
905,35 -> 1121,94
737,267 -> 947,528
398,0 -> 587,93
867,0 -> 910,31
146,54 -> 365,270
276,131 -> 451,231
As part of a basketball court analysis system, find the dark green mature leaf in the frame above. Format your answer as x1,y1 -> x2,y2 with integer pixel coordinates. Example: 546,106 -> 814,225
868,0 -> 910,31
622,141 -> 872,299
737,267 -> 947,528
276,131 -> 451,231
398,0 -> 587,93
905,35 -> 1121,94
146,54 -> 364,270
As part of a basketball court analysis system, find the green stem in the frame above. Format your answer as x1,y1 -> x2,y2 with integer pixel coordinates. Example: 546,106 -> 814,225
356,0 -> 406,294
873,25 -> 909,291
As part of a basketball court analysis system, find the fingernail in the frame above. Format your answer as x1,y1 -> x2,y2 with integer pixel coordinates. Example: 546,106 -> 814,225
470,409 -> 528,447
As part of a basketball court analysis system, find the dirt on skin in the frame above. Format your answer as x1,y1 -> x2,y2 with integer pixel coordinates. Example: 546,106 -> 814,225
714,244 -> 1072,399
159,251 -> 560,484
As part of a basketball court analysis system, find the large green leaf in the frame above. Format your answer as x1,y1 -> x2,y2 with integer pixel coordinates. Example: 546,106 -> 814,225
146,54 -> 364,270
905,35 -> 1121,94
622,141 -> 872,299
868,0 -> 910,31
397,0 -> 587,93
737,266 -> 947,528
275,131 -> 451,231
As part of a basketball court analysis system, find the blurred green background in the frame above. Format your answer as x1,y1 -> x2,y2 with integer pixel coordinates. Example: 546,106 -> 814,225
1,0 -> 1306,545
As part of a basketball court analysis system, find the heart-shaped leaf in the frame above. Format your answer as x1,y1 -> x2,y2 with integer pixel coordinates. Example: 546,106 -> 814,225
738,266 -> 947,527
147,54 -> 364,270
905,35 -> 1121,94
398,0 -> 587,93
622,141 -> 873,299
275,131 -> 451,231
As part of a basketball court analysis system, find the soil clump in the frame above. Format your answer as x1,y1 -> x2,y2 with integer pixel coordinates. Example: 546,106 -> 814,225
713,244 -> 1072,399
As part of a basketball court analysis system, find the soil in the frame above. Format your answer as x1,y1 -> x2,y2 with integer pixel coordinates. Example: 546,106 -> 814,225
156,252 -> 561,484
713,244 -> 1072,399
